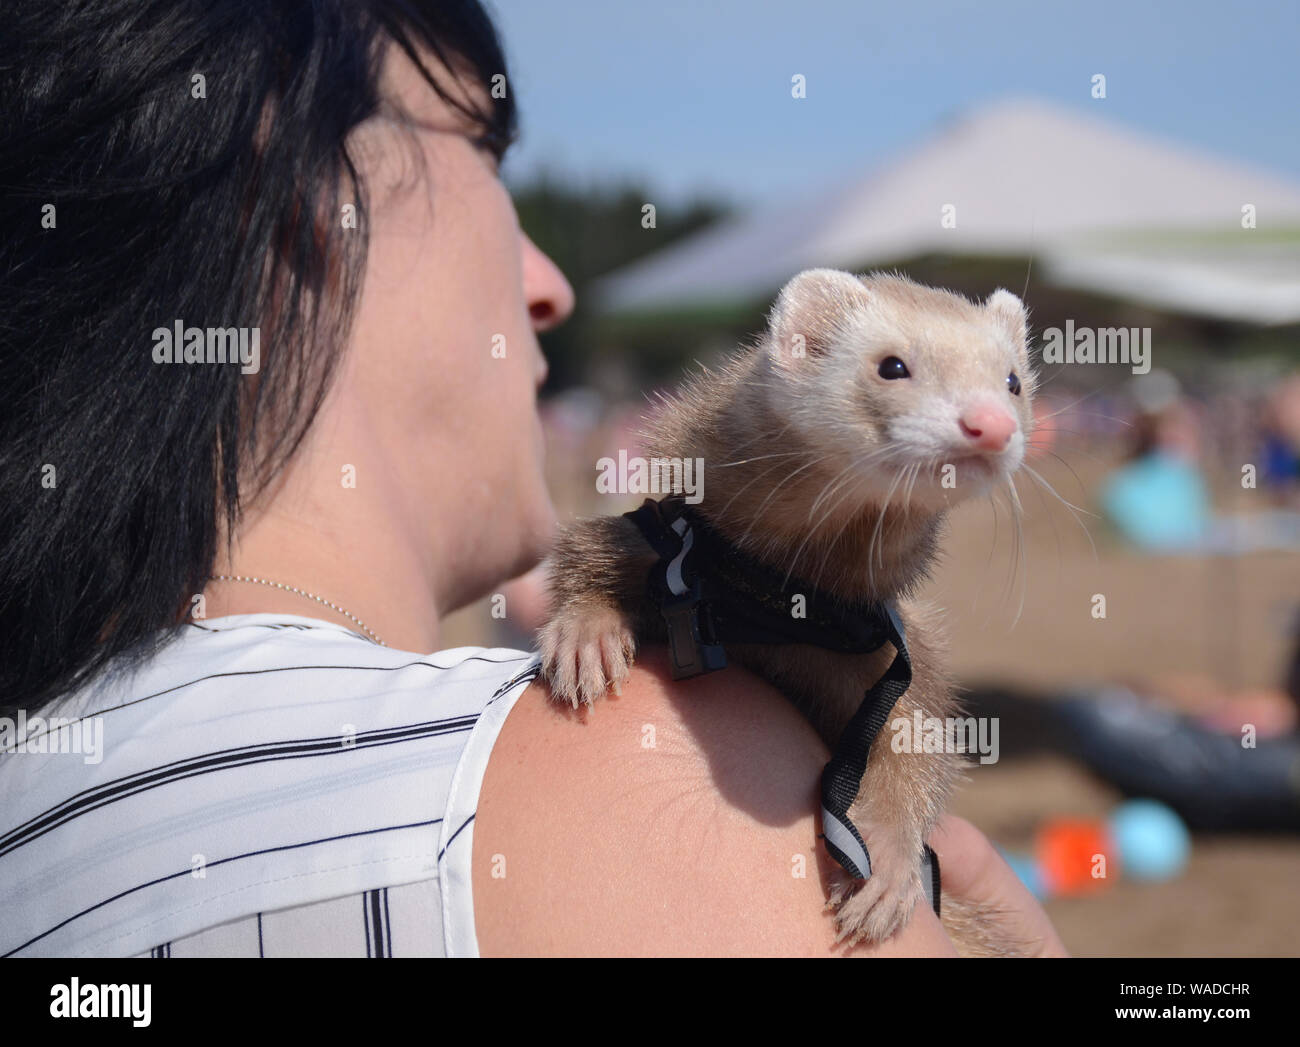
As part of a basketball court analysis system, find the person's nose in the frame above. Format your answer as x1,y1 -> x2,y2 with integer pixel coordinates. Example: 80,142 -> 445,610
959,404 -> 1017,451
521,232 -> 575,334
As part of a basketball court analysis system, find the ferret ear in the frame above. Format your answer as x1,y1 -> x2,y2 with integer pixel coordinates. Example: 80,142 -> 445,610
767,268 -> 870,363
986,288 -> 1029,352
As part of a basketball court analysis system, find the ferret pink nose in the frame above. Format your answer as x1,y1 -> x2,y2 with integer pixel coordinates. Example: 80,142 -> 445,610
959,406 -> 1016,451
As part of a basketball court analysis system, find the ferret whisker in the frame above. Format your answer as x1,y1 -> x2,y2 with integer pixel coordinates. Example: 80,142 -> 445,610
796,443 -> 901,539
734,453 -> 835,551
1039,409 -> 1134,428
781,466 -> 858,584
1036,386 -> 1127,424
1028,427 -> 1098,440
712,457 -> 789,520
712,449 -> 813,521
902,459 -> 927,523
879,466 -> 910,568
1021,466 -> 1065,593
1024,360 -> 1070,395
987,486 -> 1001,562
909,458 -> 931,510
1026,440 -> 1112,471
1005,476 -> 1028,626
806,457 -> 864,524
868,465 -> 907,593
713,451 -> 804,469
976,489 -> 1001,619
1022,464 -> 1099,561
985,483 -> 1003,575
709,416 -> 797,460
900,460 -> 918,517
793,463 -> 868,591
1021,463 -> 1097,518
809,484 -> 864,594
791,450 -> 888,583
987,481 -> 1016,611
1031,448 -> 1094,500
807,450 -> 903,582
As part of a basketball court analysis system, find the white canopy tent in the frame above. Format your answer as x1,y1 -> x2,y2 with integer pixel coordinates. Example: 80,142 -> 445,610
592,98 -> 1300,325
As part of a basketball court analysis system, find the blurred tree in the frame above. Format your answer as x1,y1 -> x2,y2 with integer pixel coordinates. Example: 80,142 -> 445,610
508,168 -> 730,390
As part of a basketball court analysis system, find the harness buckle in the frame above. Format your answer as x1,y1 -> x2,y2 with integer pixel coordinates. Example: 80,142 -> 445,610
661,581 -> 728,680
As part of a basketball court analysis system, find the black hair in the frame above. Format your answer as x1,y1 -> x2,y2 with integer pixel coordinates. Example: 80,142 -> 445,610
0,1 -> 518,717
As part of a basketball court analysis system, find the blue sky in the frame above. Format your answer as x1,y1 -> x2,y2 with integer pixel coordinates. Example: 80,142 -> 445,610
487,0 -> 1300,208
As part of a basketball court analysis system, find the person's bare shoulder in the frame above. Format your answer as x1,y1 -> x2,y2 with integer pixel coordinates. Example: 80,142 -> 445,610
472,646 -> 956,956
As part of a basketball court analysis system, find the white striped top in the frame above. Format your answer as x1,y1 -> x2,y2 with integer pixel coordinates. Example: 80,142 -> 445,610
0,614 -> 541,958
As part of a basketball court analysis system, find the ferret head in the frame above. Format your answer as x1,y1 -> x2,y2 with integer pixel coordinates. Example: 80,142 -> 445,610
763,268 -> 1035,515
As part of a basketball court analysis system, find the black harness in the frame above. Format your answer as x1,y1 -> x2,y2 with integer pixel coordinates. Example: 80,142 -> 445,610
625,495 -> 941,915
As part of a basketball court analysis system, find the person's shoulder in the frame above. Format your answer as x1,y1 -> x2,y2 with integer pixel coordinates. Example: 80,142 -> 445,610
471,646 -> 955,956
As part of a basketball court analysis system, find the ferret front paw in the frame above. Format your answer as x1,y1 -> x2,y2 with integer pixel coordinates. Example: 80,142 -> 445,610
825,830 -> 925,946
538,604 -> 637,708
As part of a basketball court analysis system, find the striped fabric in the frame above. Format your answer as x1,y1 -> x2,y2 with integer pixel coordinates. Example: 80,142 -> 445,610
138,882 -> 441,957
0,614 -> 541,958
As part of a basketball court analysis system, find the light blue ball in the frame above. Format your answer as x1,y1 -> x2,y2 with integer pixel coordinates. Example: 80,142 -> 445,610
1109,799 -> 1190,881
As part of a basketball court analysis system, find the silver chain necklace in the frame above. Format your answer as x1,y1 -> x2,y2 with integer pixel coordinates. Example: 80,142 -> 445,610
211,575 -> 388,646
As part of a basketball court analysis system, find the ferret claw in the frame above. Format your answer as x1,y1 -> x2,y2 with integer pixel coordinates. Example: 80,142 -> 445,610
539,604 -> 636,709
827,831 -> 925,946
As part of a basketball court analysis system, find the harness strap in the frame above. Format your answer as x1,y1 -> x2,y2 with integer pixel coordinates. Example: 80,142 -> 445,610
624,496 -> 941,913
818,600 -> 910,879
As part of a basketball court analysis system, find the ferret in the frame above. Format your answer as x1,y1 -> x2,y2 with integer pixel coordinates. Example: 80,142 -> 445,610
539,268 -> 1038,956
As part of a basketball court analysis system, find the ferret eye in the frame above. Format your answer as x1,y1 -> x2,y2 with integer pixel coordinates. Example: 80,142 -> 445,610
1007,371 -> 1022,396
878,356 -> 910,380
